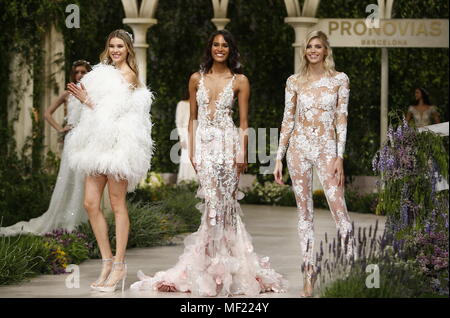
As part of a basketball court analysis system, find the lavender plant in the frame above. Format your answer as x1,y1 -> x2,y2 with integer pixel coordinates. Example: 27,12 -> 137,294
372,115 -> 448,234
316,220 -> 435,297
364,113 -> 448,296
317,113 -> 448,297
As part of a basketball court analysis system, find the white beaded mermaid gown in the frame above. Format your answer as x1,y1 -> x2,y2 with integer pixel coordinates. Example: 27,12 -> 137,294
130,72 -> 288,297
0,94 -> 88,236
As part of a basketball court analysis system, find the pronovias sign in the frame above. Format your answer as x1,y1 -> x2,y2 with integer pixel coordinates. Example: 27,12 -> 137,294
309,19 -> 449,47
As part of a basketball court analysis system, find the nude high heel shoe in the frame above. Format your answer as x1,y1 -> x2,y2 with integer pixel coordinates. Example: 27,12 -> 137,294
90,258 -> 113,291
96,261 -> 127,293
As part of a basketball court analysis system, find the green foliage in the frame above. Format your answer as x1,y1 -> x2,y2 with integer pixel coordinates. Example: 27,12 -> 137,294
316,0 -> 449,176
145,0 -> 448,177
316,218 -> 445,297
0,0 -> 125,226
0,234 -> 49,285
345,189 -> 379,215
78,187 -> 201,259
0,180 -> 201,285
0,0 -> 447,225
241,181 -> 295,206
373,114 -> 448,235
241,181 -> 377,213
43,229 -> 90,267
0,229 -> 92,285
0,147 -> 58,226
320,259 -> 434,298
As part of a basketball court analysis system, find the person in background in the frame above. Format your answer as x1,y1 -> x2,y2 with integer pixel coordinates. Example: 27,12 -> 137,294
406,87 -> 440,128
0,60 -> 92,237
175,87 -> 198,183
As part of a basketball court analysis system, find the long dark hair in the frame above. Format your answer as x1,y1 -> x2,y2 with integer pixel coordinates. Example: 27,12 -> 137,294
70,60 -> 92,83
200,30 -> 242,75
415,87 -> 432,105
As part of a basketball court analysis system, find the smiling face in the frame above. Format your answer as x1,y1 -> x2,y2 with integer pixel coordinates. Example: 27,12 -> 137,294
211,34 -> 230,63
305,37 -> 327,65
108,37 -> 128,64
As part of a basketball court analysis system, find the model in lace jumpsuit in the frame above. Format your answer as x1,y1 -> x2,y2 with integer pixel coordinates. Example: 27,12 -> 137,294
276,72 -> 355,269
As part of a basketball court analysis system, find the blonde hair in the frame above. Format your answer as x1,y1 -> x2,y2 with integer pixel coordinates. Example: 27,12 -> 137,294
297,30 -> 335,81
99,29 -> 140,87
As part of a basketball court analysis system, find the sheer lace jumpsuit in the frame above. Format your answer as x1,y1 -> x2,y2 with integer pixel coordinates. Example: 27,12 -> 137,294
276,72 -> 355,270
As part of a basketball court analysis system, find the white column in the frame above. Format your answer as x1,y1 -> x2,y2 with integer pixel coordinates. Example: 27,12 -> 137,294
211,0 -> 230,30
42,23 -> 66,156
122,18 -> 157,85
380,47 -> 389,145
284,17 -> 319,73
122,0 -> 158,85
7,53 -> 34,156
378,0 -> 394,145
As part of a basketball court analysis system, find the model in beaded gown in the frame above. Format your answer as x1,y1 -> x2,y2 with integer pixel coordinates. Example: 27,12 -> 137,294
0,61 -> 91,236
131,30 -> 288,297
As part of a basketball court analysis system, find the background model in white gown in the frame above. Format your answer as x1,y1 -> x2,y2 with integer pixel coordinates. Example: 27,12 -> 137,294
0,94 -> 88,236
407,105 -> 439,127
175,100 -> 197,183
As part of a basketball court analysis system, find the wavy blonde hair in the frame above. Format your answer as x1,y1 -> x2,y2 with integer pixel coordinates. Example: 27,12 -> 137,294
99,29 -> 140,87
297,30 -> 335,81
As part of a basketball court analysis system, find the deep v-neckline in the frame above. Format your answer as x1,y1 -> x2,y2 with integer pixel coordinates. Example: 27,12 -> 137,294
199,73 -> 235,122
200,73 -> 235,107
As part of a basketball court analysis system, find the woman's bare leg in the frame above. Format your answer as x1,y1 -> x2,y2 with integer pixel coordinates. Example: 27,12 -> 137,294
107,176 -> 129,262
102,176 -> 129,288
84,175 -> 113,286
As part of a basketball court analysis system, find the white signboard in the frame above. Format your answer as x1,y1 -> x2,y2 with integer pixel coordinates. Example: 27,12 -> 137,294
310,19 -> 449,47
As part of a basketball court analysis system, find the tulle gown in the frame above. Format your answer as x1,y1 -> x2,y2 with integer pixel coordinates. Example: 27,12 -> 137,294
130,72 -> 288,297
0,94 -> 88,236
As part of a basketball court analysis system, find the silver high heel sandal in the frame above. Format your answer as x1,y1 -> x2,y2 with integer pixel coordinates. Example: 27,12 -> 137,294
90,258 -> 113,291
96,261 -> 127,293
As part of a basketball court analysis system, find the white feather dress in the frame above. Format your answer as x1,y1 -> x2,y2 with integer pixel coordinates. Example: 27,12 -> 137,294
65,63 -> 154,192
